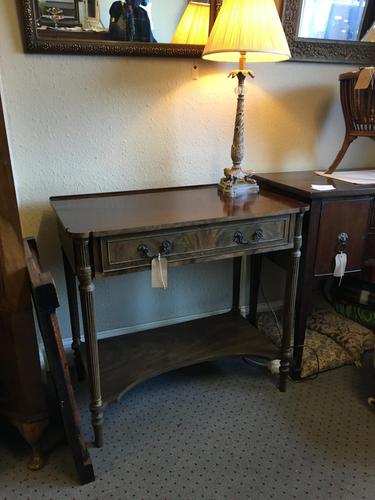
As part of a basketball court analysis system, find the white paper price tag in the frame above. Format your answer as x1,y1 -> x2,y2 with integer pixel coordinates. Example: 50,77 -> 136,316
333,252 -> 347,285
151,254 -> 168,289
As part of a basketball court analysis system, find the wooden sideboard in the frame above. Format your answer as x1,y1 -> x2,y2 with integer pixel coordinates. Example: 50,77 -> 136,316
51,185 -> 308,447
255,171 -> 375,378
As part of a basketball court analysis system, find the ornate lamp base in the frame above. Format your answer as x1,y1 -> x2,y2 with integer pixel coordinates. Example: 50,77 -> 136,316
218,175 -> 259,197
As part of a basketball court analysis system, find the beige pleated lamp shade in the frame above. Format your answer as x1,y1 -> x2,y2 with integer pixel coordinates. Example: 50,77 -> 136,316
172,2 -> 210,45
202,0 -> 291,63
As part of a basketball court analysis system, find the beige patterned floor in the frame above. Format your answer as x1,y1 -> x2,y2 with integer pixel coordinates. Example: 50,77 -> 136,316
0,353 -> 374,499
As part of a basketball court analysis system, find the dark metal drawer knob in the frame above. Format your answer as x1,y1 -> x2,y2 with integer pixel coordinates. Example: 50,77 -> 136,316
138,240 -> 172,259
160,240 -> 172,255
337,232 -> 349,251
233,231 -> 250,245
253,229 -> 264,242
234,229 -> 264,246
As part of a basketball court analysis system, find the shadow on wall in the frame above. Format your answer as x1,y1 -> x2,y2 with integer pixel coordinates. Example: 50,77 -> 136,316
249,84 -> 336,170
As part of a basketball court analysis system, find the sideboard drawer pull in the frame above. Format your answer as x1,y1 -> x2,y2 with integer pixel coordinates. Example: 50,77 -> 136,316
138,240 -> 172,259
337,232 -> 349,252
253,229 -> 264,242
233,231 -> 250,245
233,229 -> 264,246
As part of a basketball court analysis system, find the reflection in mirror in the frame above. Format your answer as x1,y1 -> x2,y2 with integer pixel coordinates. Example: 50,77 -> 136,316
36,0 -> 212,44
298,0 -> 375,42
37,0 -> 80,27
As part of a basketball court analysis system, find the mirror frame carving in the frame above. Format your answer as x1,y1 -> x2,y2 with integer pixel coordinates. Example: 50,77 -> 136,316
21,0 -> 222,57
282,0 -> 375,65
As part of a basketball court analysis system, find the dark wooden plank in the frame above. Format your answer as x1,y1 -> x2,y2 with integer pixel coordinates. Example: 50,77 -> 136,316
24,238 -> 95,485
81,312 -> 280,405
50,186 -> 308,237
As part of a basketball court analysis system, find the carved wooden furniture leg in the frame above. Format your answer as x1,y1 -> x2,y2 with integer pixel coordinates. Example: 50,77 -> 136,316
74,238 -> 104,448
248,254 -> 262,327
62,250 -> 86,380
12,419 -> 48,471
279,213 -> 303,392
325,135 -> 357,174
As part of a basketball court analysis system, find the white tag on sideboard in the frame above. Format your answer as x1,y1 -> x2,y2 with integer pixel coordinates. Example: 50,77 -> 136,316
151,254 -> 168,289
333,252 -> 347,285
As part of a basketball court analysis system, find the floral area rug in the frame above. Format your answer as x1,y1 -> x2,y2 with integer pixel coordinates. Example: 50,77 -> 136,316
257,295 -> 375,378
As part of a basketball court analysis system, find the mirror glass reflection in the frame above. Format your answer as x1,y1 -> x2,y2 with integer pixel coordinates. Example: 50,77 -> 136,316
298,0 -> 375,42
36,0 -> 211,44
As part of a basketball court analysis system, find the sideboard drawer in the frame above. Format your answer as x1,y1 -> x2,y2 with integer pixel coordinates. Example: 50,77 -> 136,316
315,198 -> 372,276
99,217 -> 291,273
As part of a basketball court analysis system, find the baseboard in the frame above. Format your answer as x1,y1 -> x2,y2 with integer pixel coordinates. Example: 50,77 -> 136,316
240,299 -> 283,316
60,308 -> 230,363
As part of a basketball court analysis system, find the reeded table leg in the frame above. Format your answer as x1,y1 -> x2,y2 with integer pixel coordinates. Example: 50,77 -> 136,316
74,238 -> 104,447
280,212 -> 304,392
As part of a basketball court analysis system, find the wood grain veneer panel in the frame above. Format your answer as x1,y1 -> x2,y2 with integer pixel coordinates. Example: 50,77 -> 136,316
314,198 -> 372,275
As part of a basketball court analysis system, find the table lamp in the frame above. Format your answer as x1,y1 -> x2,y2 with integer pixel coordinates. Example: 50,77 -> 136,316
172,1 -> 210,45
202,0 -> 291,197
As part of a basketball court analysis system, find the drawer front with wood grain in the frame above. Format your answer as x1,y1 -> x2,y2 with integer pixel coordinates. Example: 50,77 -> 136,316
99,216 -> 292,273
314,198 -> 372,276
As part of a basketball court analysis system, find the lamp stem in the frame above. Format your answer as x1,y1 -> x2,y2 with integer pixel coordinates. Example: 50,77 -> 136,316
230,70 -> 246,178
218,53 -> 259,197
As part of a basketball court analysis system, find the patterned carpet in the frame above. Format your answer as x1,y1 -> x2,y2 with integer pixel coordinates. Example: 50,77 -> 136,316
0,354 -> 374,500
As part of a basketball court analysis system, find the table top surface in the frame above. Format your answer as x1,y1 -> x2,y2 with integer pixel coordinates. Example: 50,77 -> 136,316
255,171 -> 375,199
50,184 -> 308,238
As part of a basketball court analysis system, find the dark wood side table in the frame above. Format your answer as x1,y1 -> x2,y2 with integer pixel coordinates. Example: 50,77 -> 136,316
255,171 -> 375,378
51,185 -> 308,447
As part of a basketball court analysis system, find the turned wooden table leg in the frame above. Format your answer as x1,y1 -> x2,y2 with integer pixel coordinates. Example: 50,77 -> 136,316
62,250 -> 86,380
280,213 -> 304,392
74,238 -> 104,448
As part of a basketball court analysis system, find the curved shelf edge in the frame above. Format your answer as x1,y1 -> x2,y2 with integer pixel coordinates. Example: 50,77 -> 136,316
81,312 -> 280,406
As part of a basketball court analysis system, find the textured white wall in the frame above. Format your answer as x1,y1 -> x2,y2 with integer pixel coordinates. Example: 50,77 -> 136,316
0,0 -> 374,338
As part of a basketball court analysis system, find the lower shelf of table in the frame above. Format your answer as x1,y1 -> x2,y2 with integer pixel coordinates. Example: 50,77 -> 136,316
81,311 -> 281,405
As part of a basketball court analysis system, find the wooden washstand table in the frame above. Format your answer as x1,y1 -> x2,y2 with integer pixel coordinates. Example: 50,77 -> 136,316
51,185 -> 308,447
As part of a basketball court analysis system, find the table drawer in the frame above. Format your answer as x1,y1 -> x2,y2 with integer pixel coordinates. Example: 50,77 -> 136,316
99,217 -> 291,273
